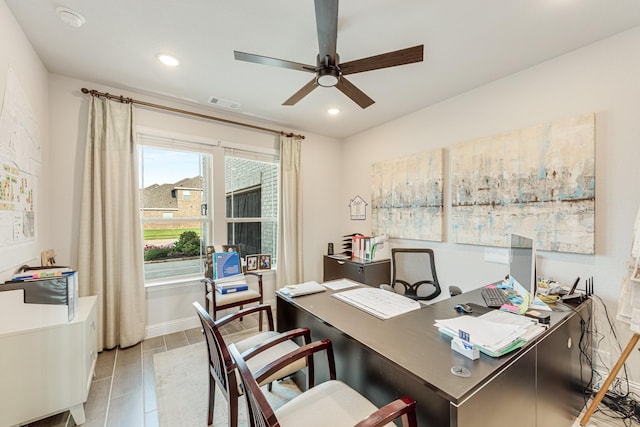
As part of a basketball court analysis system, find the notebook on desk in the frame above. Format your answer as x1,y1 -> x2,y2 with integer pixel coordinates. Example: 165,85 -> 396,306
278,281 -> 326,297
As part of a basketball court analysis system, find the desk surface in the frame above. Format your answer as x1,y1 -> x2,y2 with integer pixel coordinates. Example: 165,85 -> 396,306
277,286 -> 580,405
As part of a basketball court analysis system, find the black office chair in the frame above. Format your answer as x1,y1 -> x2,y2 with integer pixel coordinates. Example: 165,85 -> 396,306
389,248 -> 442,301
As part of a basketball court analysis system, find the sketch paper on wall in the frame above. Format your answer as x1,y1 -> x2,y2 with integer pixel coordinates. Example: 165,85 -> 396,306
0,67 -> 41,247
371,148 -> 444,241
450,113 -> 595,254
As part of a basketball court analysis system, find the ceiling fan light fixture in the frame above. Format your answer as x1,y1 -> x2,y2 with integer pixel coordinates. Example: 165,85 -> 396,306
157,54 -> 179,67
316,68 -> 340,87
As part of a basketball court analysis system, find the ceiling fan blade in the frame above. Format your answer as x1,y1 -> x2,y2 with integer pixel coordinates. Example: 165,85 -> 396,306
234,51 -> 315,72
314,0 -> 338,64
340,45 -> 424,75
283,78 -> 319,106
335,77 -> 374,109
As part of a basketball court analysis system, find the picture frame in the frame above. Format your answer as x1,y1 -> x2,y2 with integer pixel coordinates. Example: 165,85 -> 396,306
222,244 -> 239,253
246,255 -> 258,272
258,254 -> 272,270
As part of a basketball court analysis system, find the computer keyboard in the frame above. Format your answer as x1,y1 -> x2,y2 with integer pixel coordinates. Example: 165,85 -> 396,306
481,287 -> 510,308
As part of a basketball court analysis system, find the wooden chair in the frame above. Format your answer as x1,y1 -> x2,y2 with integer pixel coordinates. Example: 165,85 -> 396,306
230,338 -> 418,427
193,302 -> 315,427
202,271 -> 264,330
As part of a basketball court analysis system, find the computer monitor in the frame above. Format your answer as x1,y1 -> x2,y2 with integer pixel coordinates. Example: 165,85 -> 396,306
509,233 -> 536,301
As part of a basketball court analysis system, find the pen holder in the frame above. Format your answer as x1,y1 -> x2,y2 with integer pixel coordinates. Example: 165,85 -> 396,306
451,337 -> 480,360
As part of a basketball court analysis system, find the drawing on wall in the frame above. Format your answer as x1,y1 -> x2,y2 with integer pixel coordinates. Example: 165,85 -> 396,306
371,148 -> 444,241
349,195 -> 367,220
0,67 -> 41,247
450,113 -> 595,254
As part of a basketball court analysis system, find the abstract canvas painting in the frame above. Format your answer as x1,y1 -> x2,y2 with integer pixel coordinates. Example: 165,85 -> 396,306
450,113 -> 595,254
371,148 -> 444,241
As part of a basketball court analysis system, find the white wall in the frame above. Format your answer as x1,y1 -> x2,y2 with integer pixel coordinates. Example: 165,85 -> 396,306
341,26 -> 640,380
46,73 -> 343,336
0,1 -> 50,278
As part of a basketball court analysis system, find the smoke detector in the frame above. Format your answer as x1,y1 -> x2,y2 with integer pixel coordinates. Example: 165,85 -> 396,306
208,96 -> 240,110
56,7 -> 86,28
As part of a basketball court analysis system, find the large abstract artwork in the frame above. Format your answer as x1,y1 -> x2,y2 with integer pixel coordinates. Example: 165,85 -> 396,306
372,148 -> 444,241
450,113 -> 595,254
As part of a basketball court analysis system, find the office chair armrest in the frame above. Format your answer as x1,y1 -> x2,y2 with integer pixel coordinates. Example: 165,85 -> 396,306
215,303 -> 275,331
244,271 -> 264,293
253,339 -> 336,385
354,396 -> 417,427
241,327 -> 312,361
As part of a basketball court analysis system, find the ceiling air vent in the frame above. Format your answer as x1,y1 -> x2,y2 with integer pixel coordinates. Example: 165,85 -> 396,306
208,96 -> 240,110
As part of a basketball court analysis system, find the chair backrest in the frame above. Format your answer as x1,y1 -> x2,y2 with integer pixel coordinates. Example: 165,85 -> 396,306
229,343 -> 278,427
193,301 -> 237,400
391,248 -> 442,301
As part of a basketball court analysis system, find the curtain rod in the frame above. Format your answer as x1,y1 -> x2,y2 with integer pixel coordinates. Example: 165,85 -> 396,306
80,88 -> 305,140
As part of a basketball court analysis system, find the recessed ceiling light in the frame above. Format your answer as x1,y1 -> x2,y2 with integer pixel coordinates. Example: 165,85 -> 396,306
328,108 -> 340,115
56,7 -> 86,28
157,54 -> 179,67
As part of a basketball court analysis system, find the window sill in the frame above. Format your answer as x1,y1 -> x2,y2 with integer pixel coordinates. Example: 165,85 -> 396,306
144,275 -> 202,292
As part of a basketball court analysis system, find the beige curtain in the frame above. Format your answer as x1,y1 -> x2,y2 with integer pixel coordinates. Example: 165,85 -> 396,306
77,96 -> 146,350
276,134 -> 304,288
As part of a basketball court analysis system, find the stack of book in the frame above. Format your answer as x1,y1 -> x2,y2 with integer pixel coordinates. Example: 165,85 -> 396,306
215,277 -> 248,294
351,234 -> 373,261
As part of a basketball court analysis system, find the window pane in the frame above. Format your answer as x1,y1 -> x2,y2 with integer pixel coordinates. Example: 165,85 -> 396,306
225,156 -> 278,265
139,145 -> 209,280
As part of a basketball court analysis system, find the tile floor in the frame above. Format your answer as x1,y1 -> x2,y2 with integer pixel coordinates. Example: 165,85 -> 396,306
24,312 -> 259,427
21,311 -> 636,427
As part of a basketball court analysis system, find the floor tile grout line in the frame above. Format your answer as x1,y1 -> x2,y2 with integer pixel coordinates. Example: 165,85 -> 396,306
103,346 -> 118,427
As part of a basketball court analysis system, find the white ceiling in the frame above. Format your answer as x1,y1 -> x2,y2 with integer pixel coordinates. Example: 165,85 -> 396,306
6,0 -> 640,139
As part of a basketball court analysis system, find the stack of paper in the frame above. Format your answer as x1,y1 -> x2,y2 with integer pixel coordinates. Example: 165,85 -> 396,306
435,311 -> 545,357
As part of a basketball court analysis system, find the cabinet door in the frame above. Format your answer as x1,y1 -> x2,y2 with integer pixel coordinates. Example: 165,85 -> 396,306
536,303 -> 592,427
82,298 -> 98,399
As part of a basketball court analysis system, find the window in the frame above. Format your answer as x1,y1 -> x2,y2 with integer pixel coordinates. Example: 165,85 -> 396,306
138,140 -> 210,281
225,152 -> 279,265
137,132 -> 279,283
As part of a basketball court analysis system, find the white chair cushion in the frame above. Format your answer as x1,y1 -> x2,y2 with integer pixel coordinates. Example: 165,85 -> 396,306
275,380 -> 395,427
235,331 -> 306,387
207,289 -> 261,305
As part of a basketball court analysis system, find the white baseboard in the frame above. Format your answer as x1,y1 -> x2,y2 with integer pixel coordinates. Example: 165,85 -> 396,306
144,297 -> 276,340
145,315 -> 200,339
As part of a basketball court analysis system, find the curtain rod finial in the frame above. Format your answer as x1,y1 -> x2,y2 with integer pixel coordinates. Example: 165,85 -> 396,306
81,88 -> 89,94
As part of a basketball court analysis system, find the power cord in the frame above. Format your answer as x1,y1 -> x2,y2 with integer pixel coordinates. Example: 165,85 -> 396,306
586,294 -> 640,426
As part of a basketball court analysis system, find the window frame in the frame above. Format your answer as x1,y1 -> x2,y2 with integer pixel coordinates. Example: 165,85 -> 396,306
136,128 -> 280,286
223,145 -> 279,265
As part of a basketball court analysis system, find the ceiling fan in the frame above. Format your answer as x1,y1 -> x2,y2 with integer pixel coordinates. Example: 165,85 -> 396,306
233,0 -> 424,109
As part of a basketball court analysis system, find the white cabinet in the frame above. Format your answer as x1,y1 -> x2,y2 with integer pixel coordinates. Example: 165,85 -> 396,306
0,296 -> 98,426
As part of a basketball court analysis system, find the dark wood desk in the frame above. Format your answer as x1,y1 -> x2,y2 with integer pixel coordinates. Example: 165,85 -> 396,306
277,287 -> 591,427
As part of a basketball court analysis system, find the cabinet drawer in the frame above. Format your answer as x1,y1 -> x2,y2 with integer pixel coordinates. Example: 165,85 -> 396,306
324,257 -> 359,282
323,256 -> 390,286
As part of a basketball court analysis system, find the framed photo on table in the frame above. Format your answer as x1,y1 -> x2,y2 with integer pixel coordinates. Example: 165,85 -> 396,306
246,255 -> 258,272
258,254 -> 272,270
